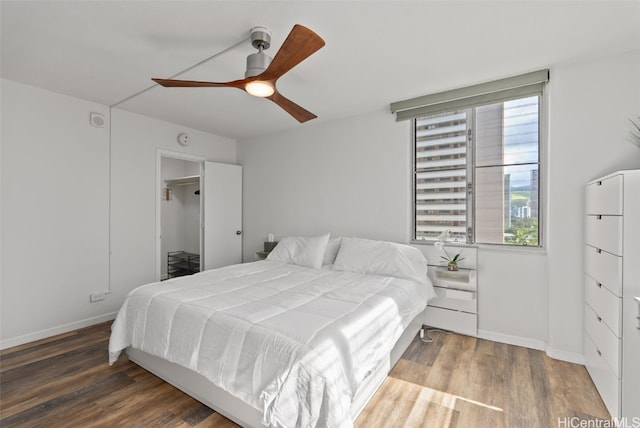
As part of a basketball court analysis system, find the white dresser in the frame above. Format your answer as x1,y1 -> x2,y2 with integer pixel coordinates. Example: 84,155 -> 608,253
584,170 -> 640,420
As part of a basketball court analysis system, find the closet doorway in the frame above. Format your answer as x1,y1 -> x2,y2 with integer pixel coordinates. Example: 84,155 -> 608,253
156,152 -> 242,281
160,155 -> 201,280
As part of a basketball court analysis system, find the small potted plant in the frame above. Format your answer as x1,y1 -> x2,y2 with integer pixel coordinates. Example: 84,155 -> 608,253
434,229 -> 465,271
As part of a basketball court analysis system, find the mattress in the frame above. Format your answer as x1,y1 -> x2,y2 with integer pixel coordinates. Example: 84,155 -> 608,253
109,260 -> 432,428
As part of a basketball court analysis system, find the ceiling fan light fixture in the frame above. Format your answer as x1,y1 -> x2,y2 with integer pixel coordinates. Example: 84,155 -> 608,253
245,81 -> 274,97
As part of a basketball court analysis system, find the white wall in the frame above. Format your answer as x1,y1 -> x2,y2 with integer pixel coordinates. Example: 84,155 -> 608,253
182,183 -> 201,254
238,49 -> 640,362
181,160 -> 202,256
1,79 -> 110,345
161,157 -> 184,278
238,109 -> 411,250
476,247 -> 548,350
0,79 -> 237,348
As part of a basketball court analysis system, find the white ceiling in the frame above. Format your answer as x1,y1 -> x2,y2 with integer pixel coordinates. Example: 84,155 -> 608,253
2,1 -> 639,140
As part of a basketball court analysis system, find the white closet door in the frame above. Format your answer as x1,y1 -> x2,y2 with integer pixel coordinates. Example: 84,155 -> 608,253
203,162 -> 242,270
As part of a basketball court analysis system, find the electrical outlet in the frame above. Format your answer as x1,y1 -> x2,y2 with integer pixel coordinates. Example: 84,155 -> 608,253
89,292 -> 106,302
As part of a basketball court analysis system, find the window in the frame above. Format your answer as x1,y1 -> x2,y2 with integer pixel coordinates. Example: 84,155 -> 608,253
391,70 -> 547,246
414,111 -> 469,242
474,97 -> 540,246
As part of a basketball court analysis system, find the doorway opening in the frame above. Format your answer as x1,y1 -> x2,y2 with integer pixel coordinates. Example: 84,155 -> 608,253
156,151 -> 243,282
157,152 -> 204,281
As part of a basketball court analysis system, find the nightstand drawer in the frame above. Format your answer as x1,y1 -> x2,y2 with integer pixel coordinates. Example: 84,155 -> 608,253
585,274 -> 621,337
428,286 -> 476,313
585,245 -> 623,296
428,267 -> 477,292
424,306 -> 476,337
586,174 -> 623,215
585,215 -> 623,256
585,304 -> 621,377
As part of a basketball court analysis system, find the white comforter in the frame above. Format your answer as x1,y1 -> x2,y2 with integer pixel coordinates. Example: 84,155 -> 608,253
109,261 -> 431,428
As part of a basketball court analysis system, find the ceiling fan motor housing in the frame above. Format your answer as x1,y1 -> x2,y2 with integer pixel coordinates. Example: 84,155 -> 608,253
245,52 -> 272,77
246,26 -> 273,77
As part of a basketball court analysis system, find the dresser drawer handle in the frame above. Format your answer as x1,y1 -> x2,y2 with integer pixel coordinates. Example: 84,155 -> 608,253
597,282 -> 603,288
596,248 -> 602,254
597,316 -> 602,322
597,181 -> 602,186
596,349 -> 602,356
596,215 -> 602,220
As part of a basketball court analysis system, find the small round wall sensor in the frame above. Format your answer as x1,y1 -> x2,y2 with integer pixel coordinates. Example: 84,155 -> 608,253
89,112 -> 105,128
177,133 -> 190,146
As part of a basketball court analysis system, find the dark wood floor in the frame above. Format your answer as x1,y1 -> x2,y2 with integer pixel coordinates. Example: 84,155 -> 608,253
0,322 -> 610,427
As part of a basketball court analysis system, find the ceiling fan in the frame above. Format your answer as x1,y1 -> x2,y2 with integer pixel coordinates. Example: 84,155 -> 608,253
152,24 -> 325,123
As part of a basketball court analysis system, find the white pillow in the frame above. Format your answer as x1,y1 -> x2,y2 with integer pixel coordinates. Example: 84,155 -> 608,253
267,233 -> 330,269
333,237 -> 427,284
322,237 -> 342,265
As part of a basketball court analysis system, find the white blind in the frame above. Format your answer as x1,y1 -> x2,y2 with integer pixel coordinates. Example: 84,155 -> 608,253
391,69 -> 549,121
414,110 -> 469,241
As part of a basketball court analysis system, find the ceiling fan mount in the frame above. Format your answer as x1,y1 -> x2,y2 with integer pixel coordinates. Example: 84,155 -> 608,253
152,24 -> 325,123
249,26 -> 271,50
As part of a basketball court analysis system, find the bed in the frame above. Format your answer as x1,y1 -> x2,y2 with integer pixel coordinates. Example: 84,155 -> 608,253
109,235 -> 434,428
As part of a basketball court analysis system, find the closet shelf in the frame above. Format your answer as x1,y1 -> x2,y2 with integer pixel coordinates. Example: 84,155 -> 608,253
167,251 -> 200,278
165,175 -> 199,186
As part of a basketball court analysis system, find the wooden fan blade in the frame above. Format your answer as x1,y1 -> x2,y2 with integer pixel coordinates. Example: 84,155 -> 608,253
260,24 -> 325,81
267,90 -> 317,123
152,77 -> 249,89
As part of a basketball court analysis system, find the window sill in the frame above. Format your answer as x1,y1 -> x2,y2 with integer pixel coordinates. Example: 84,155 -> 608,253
412,239 -> 546,254
476,243 -> 546,254
412,240 -> 477,250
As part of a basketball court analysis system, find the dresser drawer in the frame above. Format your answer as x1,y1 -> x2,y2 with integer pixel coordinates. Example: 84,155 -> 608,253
585,274 -> 622,337
585,245 -> 623,296
585,215 -> 623,256
586,174 -> 623,215
584,332 -> 621,419
585,304 -> 621,377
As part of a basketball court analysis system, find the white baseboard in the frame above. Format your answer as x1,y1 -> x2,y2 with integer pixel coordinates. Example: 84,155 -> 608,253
0,312 -> 118,351
545,345 -> 585,365
477,329 -> 547,352
477,329 -> 585,365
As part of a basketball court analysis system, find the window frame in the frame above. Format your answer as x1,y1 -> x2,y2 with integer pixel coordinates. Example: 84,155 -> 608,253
410,92 -> 545,248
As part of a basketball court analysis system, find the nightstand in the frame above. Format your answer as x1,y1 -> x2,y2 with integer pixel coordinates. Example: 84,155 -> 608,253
424,266 -> 478,336
255,240 -> 278,261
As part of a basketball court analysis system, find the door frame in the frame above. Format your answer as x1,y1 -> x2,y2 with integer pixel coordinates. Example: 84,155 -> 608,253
155,149 -> 205,282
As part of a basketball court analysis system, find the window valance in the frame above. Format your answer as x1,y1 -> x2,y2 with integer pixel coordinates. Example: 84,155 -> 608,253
390,69 -> 549,121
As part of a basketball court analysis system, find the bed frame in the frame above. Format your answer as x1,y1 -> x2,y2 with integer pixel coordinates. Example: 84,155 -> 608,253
127,313 -> 424,427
